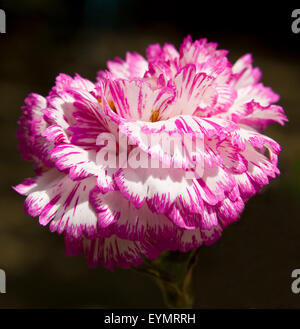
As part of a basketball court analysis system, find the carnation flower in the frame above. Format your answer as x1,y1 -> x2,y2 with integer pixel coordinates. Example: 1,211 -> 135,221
14,36 -> 287,273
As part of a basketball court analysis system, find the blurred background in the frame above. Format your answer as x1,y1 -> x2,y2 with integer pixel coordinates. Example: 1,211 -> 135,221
0,0 -> 299,308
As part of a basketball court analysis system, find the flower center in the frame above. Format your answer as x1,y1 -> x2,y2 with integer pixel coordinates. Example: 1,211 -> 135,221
108,100 -> 116,113
150,110 -> 160,122
97,97 -> 116,113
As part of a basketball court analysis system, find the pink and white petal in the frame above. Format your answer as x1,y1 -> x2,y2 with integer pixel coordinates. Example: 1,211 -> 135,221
161,65 -> 217,119
231,54 -> 262,89
242,143 -> 279,187
235,126 -> 281,159
146,43 -> 179,62
14,169 -> 65,217
17,93 -> 53,170
162,43 -> 180,61
46,87 -> 108,138
146,43 -> 163,62
89,188 -> 121,230
50,143 -> 101,180
114,167 -> 200,224
108,79 -> 174,121
126,52 -> 149,78
144,61 -> 174,88
232,172 -> 256,201
90,189 -> 177,241
13,177 -> 37,196
106,57 -> 128,79
68,88 -> 110,128
49,141 -> 116,192
67,88 -> 120,145
69,109 -> 115,146
117,116 -> 232,170
234,83 -> 279,108
176,228 -> 204,252
198,57 -> 232,85
202,225 -> 223,246
195,164 -> 236,205
45,176 -> 100,238
50,73 -> 95,96
81,235 -> 160,270
201,204 -> 219,230
215,138 -> 248,174
161,224 -> 222,252
227,126 -> 281,198
42,124 -> 69,144
15,168 -> 101,239
233,101 -> 287,130
216,196 -> 245,228
22,93 -> 47,124
106,52 -> 148,80
115,164 -> 235,229
32,135 -> 56,168
64,234 -> 83,256
209,84 -> 237,115
45,92 -> 77,130
179,36 -> 210,65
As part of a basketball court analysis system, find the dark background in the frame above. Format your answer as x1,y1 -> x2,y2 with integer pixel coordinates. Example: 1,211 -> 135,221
0,0 -> 299,308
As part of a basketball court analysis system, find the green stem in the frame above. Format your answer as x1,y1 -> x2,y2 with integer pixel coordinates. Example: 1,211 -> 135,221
133,249 -> 199,309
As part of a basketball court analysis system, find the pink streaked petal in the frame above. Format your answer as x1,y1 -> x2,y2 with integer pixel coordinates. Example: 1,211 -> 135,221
82,235 -> 146,270
13,177 -> 37,196
67,88 -> 108,127
46,176 -> 99,238
234,83 -> 279,108
89,188 -> 120,229
179,35 -> 227,67
217,196 -> 245,228
50,73 -> 95,96
105,52 -> 148,80
50,143 -> 102,180
64,234 -> 83,256
146,43 -> 179,62
195,164 -> 236,205
231,54 -> 262,89
243,143 -> 279,184
115,164 -> 235,230
17,93 -> 54,170
69,106 -> 117,147
176,228 -> 204,252
90,189 -> 177,241
210,84 -> 237,115
42,124 -> 69,144
198,57 -> 232,85
20,169 -> 64,217
235,126 -> 281,156
115,167 -> 201,229
126,52 -> 149,78
161,64 -> 217,119
202,225 -> 223,246
17,168 -> 100,238
117,116 -> 233,170
215,138 -> 248,174
45,92 -> 77,130
232,101 -> 288,130
108,79 -> 174,121
232,172 -> 256,201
